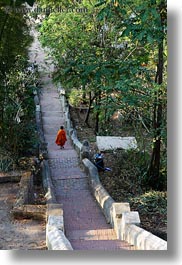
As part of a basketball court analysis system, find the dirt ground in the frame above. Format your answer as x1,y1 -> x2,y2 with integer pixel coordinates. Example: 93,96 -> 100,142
0,172 -> 47,250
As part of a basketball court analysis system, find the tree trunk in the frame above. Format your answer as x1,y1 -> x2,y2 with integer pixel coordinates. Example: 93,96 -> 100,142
148,46 -> 163,188
147,1 -> 165,188
95,92 -> 101,134
0,12 -> 9,42
84,91 -> 93,125
82,84 -> 87,104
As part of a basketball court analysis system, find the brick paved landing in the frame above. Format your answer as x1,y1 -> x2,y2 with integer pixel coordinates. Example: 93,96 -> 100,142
37,40 -> 135,250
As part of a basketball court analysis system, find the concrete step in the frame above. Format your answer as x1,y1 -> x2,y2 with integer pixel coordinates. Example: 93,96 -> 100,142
70,239 -> 136,250
66,229 -> 117,241
47,148 -> 77,158
42,125 -> 61,135
65,229 -> 136,250
40,104 -> 61,112
41,111 -> 64,117
42,116 -> 65,124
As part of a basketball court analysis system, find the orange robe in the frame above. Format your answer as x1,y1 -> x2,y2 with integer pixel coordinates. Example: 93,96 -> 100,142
55,129 -> 67,147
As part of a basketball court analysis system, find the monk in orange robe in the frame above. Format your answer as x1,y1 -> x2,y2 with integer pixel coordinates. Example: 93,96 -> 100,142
55,126 -> 67,149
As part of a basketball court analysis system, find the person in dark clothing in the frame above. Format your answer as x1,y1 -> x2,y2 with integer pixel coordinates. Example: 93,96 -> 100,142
94,152 -> 105,171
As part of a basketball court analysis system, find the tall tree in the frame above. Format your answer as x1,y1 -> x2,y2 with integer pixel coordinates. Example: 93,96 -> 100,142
0,0 -> 37,161
147,0 -> 167,187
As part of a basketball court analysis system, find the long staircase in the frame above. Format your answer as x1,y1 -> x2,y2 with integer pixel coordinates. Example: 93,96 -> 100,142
30,30 -> 136,250
40,81 -> 135,251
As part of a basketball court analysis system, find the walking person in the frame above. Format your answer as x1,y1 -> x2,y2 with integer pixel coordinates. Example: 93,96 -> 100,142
55,126 -> 67,149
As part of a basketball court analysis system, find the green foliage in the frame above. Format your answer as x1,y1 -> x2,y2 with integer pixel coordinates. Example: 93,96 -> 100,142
128,190 -> 167,228
0,57 -> 39,157
37,0 -> 167,189
68,88 -> 86,107
0,150 -> 15,172
129,190 -> 167,209
0,1 -> 39,166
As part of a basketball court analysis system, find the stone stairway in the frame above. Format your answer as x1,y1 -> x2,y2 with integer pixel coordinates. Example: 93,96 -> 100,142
39,80 -> 136,250
30,31 -> 136,250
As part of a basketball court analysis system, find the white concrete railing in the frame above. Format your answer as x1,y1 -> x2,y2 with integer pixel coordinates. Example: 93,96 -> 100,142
82,158 -> 167,250
46,204 -> 73,250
